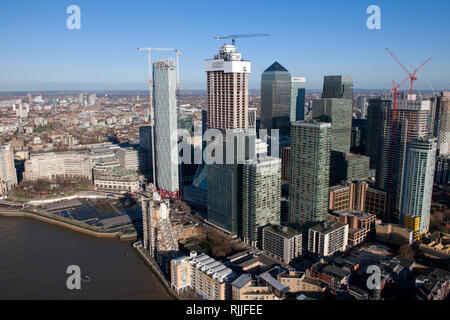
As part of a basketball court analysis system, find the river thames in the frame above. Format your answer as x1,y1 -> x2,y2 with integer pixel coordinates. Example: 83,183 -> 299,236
0,216 -> 172,300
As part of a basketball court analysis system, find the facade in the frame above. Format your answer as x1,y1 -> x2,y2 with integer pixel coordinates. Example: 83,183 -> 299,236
328,181 -> 368,212
260,62 -> 292,136
277,270 -> 327,296
153,59 -> 179,194
312,98 -> 353,153
93,159 -> 139,193
0,145 -> 18,194
241,157 -> 281,247
232,273 -> 288,300
24,152 -> 92,180
262,226 -> 302,264
117,147 -> 140,171
375,93 -> 430,223
365,187 -> 388,219
291,77 -> 306,122
401,137 -> 437,239
434,91 -> 450,155
435,154 -> 449,185
366,98 -> 391,169
308,221 -> 349,257
322,75 -> 353,100
205,44 -> 250,131
357,96 -> 368,119
335,210 -> 376,247
281,147 -> 290,182
330,151 -> 370,185
170,252 -> 236,300
376,223 -> 413,246
289,121 -> 331,227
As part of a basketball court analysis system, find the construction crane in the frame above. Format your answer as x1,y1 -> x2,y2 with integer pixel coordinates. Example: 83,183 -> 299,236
386,48 -> 431,96
214,33 -> 269,46
137,47 -> 176,186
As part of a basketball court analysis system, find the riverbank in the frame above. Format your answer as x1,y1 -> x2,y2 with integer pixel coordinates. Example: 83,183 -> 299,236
0,209 -> 137,241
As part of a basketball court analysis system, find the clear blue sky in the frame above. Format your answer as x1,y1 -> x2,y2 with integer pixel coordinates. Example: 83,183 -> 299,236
1,0 -> 449,91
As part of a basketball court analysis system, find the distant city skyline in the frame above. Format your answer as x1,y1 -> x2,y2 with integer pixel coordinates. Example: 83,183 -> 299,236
1,0 -> 449,91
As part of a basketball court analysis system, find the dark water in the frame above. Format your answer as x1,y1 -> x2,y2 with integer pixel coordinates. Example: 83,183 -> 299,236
0,216 -> 172,300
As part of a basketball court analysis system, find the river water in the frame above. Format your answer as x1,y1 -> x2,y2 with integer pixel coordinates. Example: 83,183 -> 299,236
0,216 -> 172,300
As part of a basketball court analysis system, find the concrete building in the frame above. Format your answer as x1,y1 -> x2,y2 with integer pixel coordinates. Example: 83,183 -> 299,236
308,221 -> 349,257
281,147 -> 290,182
117,147 -> 140,171
277,270 -> 327,297
262,225 -> 302,264
328,181 -> 368,212
376,223 -> 413,246
205,44 -> 250,130
261,62 -> 292,136
24,152 -> 92,181
241,157 -> 281,247
365,187 -> 388,219
231,273 -> 288,300
334,210 -> 376,247
0,144 -> 18,194
291,77 -> 306,122
153,59 -> 179,195
93,159 -> 140,193
401,137 -> 437,239
170,252 -> 236,300
329,151 -> 370,186
289,121 -> 331,227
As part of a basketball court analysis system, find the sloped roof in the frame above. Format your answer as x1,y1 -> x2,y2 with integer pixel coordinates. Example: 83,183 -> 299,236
264,61 -> 288,72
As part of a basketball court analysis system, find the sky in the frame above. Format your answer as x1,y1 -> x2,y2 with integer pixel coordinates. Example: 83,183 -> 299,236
0,0 -> 449,91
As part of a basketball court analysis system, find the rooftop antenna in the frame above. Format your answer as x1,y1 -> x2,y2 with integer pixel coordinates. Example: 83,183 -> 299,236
214,33 -> 270,46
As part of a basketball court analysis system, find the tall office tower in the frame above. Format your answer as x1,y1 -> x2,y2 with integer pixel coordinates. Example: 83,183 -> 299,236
205,44 -> 250,131
312,98 -> 353,153
376,93 -> 430,223
242,157 -> 281,248
288,121 -> 331,227
401,137 -> 437,239
357,96 -> 368,119
260,62 -> 292,136
322,75 -> 353,100
0,145 -> 18,195
139,125 -> 153,151
153,59 -> 179,196
207,164 -> 242,234
291,77 -> 306,122
433,91 -> 450,155
366,98 -> 391,169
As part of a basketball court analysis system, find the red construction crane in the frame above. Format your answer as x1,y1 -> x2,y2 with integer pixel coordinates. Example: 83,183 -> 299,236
386,48 -> 431,96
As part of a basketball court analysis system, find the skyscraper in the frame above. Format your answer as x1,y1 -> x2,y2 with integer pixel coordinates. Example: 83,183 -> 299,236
261,62 -> 292,136
433,91 -> 450,155
357,96 -> 368,119
153,59 -> 179,196
242,157 -> 281,248
205,44 -> 250,131
375,93 -> 430,223
366,98 -> 391,169
401,137 -> 437,239
291,77 -> 306,122
289,121 -> 331,227
312,98 -> 353,153
322,75 -> 353,100
0,144 -> 17,195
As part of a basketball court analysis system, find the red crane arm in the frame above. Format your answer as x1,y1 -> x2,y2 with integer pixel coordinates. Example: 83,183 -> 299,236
386,48 -> 412,76
412,58 -> 431,76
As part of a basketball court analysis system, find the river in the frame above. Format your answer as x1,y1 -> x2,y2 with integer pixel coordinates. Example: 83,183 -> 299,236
0,216 -> 172,300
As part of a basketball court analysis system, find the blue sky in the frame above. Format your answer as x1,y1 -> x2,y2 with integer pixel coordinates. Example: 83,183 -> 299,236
0,0 -> 449,91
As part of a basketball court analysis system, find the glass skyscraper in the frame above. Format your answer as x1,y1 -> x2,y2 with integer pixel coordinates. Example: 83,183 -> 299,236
153,59 -> 179,195
261,62 -> 292,136
288,121 -> 331,228
322,75 -> 353,100
291,77 -> 306,122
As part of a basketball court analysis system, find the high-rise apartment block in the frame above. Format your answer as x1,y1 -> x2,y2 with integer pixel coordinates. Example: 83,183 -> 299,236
262,225 -> 302,264
401,137 -> 437,239
261,62 -> 291,136
289,121 -> 331,227
308,221 -> 349,257
205,44 -> 250,131
433,91 -> 450,155
241,157 -> 281,247
153,59 -> 179,196
0,145 -> 17,195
